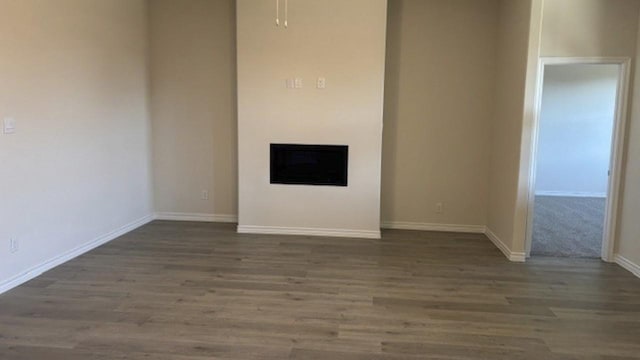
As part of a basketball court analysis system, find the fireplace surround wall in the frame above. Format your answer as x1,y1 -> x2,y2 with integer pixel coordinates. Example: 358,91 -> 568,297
236,0 -> 387,238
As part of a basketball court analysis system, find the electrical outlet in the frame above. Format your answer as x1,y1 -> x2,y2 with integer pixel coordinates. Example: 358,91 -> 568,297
3,117 -> 16,134
201,190 -> 209,200
435,202 -> 444,214
9,238 -> 19,253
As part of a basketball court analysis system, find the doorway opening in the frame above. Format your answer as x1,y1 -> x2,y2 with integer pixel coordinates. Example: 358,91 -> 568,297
526,58 -> 630,260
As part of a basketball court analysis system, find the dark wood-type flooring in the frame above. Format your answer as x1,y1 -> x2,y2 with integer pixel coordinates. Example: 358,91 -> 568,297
1,221 -> 639,359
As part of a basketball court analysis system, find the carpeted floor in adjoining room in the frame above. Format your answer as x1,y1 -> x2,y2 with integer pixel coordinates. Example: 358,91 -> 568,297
531,195 -> 606,258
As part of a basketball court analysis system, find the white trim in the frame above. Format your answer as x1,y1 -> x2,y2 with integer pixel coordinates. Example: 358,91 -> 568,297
524,57 -> 631,262
237,225 -> 381,239
602,58 -> 631,262
534,191 -> 606,198
0,214 -> 154,295
484,228 -> 526,262
614,255 -> 640,278
154,212 -> 238,223
381,221 -> 485,234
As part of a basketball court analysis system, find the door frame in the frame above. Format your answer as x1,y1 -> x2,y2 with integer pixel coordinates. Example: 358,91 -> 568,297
524,57 -> 631,262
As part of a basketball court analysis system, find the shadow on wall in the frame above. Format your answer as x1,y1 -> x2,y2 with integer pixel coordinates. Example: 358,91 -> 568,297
211,0 -> 239,216
381,0 -> 404,219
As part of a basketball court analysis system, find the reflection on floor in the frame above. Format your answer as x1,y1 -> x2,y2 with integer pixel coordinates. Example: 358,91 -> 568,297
532,195 -> 606,258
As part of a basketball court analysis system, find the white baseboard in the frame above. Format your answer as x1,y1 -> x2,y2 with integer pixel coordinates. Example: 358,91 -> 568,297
484,227 -> 526,262
535,191 -> 606,198
614,254 -> 640,278
381,221 -> 485,234
154,212 -> 238,223
237,225 -> 381,239
0,214 -> 154,295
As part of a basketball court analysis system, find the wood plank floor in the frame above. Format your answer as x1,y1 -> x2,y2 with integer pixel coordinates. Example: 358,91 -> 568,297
1,221 -> 639,359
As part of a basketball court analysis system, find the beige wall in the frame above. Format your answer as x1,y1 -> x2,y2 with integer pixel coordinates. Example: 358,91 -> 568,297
486,0 -> 536,255
236,0 -> 387,236
511,0 -> 544,257
0,0 -> 152,287
150,0 -> 504,230
616,14 -> 640,268
541,0 -> 640,57
149,0 -> 237,218
382,0 -> 498,228
145,0 -> 518,234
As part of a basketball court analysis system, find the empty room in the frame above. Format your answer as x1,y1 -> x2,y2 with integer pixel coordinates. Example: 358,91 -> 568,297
1,0 -> 640,359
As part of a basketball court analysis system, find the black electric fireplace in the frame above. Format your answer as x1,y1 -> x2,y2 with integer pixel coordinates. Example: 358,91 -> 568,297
270,144 -> 348,186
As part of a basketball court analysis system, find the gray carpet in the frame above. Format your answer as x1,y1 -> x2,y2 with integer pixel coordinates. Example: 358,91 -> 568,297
531,195 -> 605,258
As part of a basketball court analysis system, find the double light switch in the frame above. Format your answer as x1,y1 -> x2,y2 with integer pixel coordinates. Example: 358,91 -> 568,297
286,77 -> 326,89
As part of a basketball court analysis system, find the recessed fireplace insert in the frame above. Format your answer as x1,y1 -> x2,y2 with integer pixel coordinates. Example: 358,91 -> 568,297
270,144 -> 348,186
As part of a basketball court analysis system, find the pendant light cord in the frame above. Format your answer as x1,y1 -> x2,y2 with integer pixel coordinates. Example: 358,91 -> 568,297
284,0 -> 288,28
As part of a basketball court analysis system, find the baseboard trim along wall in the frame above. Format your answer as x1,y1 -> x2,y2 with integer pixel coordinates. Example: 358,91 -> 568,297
154,212 -> 238,223
237,225 -> 381,239
381,221 -> 485,233
484,227 -> 526,262
535,191 -> 606,198
614,254 -> 640,278
0,214 -> 154,295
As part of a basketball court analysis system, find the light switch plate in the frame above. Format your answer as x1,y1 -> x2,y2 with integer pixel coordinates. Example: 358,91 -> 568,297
294,78 -> 303,89
10,238 -> 19,254
317,77 -> 326,89
3,117 -> 15,134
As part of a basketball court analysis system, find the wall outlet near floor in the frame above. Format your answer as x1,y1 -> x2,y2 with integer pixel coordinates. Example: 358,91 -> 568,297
201,190 -> 209,200
435,202 -> 444,214
9,238 -> 19,253
3,117 -> 16,134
